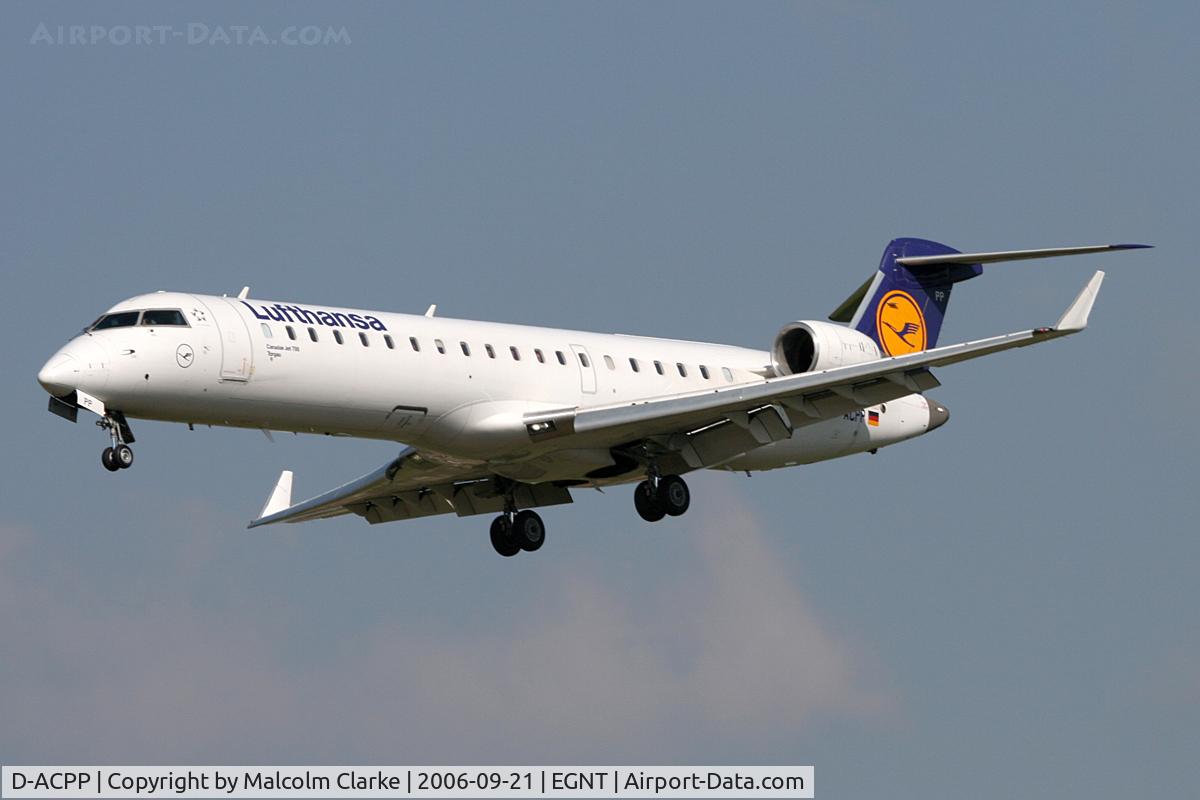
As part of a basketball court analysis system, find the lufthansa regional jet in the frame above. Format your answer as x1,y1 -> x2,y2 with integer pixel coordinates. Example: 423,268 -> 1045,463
37,238 -> 1147,556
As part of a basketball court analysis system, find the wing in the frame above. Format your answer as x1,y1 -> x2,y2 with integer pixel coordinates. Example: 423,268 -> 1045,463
248,446 -> 571,528
529,271 -> 1106,465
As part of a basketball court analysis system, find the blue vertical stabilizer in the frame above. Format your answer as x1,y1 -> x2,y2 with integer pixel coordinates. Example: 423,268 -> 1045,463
832,238 -> 983,355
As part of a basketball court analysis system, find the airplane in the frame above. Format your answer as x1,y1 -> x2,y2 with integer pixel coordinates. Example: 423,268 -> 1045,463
37,237 -> 1148,557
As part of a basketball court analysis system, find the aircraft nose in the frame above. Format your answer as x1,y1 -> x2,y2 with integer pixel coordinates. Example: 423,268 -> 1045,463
927,398 -> 950,432
38,352 -> 79,397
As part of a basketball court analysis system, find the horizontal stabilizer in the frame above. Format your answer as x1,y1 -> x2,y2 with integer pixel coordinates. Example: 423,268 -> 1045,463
1055,270 -> 1105,332
896,243 -> 1150,267
259,470 -> 293,519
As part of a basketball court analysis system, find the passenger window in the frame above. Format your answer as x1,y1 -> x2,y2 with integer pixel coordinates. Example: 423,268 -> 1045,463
384,335 -> 395,349
460,342 -> 471,356
141,309 -> 187,326
677,363 -> 688,378
261,323 -> 273,338
486,344 -> 496,358
510,346 -> 521,361
604,355 -> 615,370
722,367 -> 733,382
578,352 -> 590,368
535,348 -> 545,363
92,311 -> 140,330
654,360 -> 664,375
309,327 -> 319,342
556,351 -> 567,365
410,337 -> 420,352
629,357 -> 640,372
699,365 -> 710,380
286,326 -> 296,340
333,330 -> 344,345
359,332 -> 370,347
435,339 -> 446,354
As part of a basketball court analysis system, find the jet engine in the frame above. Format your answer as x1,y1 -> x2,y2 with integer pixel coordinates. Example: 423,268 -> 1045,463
771,321 -> 881,376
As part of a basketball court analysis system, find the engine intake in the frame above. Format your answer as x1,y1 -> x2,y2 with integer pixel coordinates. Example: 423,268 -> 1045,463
772,321 -> 880,376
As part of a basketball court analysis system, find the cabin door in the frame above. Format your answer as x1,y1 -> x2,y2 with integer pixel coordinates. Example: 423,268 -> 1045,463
202,298 -> 254,381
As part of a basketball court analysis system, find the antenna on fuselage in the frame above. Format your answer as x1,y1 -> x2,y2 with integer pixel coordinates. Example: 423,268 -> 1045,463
425,304 -> 437,318
237,286 -> 250,300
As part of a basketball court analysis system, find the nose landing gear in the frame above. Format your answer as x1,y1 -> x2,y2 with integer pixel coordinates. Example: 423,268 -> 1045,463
97,412 -> 135,472
101,444 -> 134,471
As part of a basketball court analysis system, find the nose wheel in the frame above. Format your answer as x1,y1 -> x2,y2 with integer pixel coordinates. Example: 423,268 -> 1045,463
101,444 -> 134,471
97,413 -> 135,472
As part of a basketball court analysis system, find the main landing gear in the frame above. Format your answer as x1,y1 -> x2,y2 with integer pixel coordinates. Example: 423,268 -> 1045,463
485,470 -> 691,556
489,509 -> 546,558
98,413 -> 135,473
634,472 -> 690,522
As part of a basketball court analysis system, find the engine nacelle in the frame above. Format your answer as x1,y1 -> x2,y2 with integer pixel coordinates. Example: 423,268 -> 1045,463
771,320 -> 881,376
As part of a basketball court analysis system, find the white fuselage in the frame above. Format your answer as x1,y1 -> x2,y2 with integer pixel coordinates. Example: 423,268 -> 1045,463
38,292 -> 940,484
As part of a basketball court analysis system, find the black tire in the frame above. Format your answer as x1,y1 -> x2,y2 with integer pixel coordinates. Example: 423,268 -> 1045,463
512,510 -> 546,552
634,480 -> 666,522
660,475 -> 690,517
489,515 -> 520,557
114,444 -> 134,469
101,447 -> 120,472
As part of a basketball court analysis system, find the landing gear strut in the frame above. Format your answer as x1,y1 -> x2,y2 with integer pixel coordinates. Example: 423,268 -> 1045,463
634,470 -> 690,522
98,413 -> 135,472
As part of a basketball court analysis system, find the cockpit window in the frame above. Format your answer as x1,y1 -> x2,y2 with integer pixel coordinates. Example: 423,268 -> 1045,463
91,311 -> 141,330
141,309 -> 188,326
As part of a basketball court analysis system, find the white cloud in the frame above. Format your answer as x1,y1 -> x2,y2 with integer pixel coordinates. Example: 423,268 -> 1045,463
0,484 -> 889,761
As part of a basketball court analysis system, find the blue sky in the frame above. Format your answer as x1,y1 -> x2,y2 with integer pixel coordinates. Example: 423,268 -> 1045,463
1,2 -> 1196,796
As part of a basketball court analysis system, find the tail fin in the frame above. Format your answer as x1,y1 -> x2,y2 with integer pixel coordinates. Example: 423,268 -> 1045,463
829,238 -> 1148,356
830,237 -> 978,356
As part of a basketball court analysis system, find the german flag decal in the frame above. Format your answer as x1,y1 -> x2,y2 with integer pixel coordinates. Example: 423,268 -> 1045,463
868,410 -> 880,427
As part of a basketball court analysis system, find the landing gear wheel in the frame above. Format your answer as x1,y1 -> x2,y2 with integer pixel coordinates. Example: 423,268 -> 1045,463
634,480 -> 666,522
660,475 -> 690,517
114,444 -> 134,469
512,510 -> 546,552
489,515 -> 520,558
97,413 -> 135,472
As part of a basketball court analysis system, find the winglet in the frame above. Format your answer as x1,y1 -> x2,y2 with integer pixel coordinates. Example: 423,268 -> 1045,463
258,470 -> 294,520
1055,271 -> 1105,332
